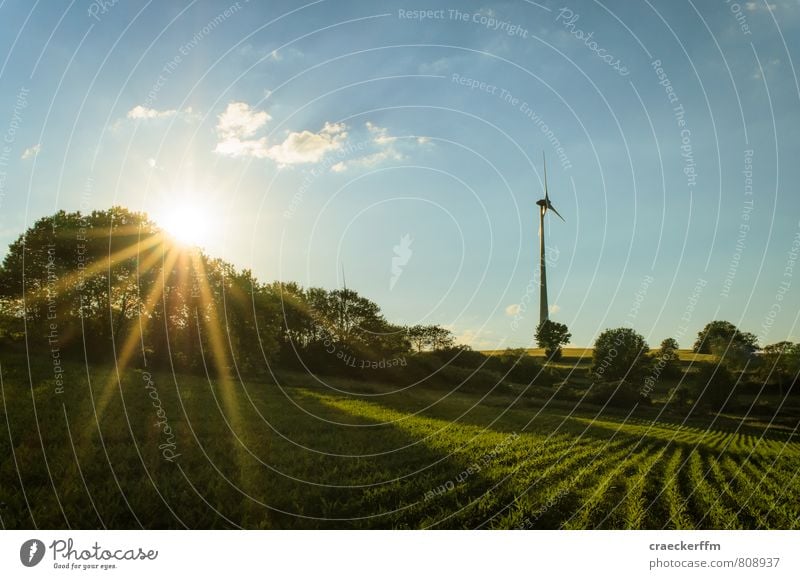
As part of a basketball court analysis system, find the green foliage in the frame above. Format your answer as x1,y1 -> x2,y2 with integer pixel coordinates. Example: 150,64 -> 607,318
406,324 -> 455,352
759,341 -> 800,391
586,380 -> 645,408
0,209 -> 414,378
669,385 -> 691,407
535,320 -> 571,361
693,320 -> 758,355
485,348 -> 544,384
652,337 -> 682,379
692,363 -> 736,411
590,327 -> 650,381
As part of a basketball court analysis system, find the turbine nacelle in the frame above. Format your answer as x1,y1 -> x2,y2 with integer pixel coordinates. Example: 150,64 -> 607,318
538,155 -> 565,222
540,197 -> 565,221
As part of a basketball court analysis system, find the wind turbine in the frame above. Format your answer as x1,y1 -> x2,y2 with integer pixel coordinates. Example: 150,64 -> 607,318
536,153 -> 564,326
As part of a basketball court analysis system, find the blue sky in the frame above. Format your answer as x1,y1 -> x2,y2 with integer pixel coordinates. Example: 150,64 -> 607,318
0,0 -> 798,349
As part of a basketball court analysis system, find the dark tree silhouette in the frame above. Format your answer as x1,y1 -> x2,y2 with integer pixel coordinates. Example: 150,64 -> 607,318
590,327 -> 650,381
654,337 -> 682,379
535,319 -> 571,361
693,320 -> 758,355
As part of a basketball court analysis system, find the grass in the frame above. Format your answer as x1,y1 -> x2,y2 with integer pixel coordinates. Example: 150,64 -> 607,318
0,355 -> 798,529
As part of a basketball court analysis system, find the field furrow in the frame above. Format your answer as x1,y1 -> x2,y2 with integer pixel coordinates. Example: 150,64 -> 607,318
650,447 -> 694,529
718,456 -> 777,528
562,442 -> 658,530
489,438 -> 638,529
685,450 -> 741,529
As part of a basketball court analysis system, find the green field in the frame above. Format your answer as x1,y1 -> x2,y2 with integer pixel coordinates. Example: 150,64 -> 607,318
1,354 -> 798,530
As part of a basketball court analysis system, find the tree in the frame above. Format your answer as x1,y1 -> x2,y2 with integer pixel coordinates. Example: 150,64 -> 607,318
590,327 -> 650,382
693,320 -> 758,355
692,363 -> 735,411
535,320 -> 571,361
0,207 -> 288,374
429,325 -> 455,351
654,337 -> 682,379
406,324 -> 454,352
760,341 -> 800,395
407,325 -> 429,353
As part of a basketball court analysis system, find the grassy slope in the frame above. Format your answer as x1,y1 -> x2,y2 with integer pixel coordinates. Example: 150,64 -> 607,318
0,355 -> 798,529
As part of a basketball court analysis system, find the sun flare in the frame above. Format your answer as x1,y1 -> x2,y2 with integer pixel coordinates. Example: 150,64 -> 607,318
153,199 -> 215,248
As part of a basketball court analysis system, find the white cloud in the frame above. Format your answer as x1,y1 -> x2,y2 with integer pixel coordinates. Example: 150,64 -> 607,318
237,44 -> 304,63
216,101 -> 270,140
214,101 -> 347,165
505,304 -> 521,316
213,101 -> 271,159
266,122 -> 347,165
330,148 -> 403,173
127,105 -> 179,120
21,144 -> 41,159
332,121 -> 417,172
419,57 -> 451,75
745,2 -> 777,11
367,121 -> 396,145
752,57 -> 781,80
214,135 -> 270,158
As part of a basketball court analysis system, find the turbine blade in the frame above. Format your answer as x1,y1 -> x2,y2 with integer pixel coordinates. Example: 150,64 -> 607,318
543,152 -> 549,202
547,202 -> 565,222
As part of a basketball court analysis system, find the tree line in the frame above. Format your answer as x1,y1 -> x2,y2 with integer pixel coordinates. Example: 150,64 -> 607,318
0,207 -> 797,410
0,208 -> 460,380
581,321 -> 799,410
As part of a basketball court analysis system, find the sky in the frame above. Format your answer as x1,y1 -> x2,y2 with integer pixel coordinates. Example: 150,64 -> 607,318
0,0 -> 798,349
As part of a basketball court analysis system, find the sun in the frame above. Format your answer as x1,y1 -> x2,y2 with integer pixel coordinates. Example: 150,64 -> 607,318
153,199 -> 215,248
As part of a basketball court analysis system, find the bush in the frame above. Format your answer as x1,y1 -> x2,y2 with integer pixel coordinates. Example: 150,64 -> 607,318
591,328 -> 650,382
430,365 -> 508,394
484,349 -> 544,384
586,380 -> 648,408
692,363 -> 735,412
668,385 -> 691,407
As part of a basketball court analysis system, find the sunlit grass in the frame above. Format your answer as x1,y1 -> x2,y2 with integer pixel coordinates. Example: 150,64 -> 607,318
1,358 -> 798,529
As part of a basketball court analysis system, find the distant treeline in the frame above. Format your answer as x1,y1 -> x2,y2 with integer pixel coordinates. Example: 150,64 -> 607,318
0,207 -> 548,390
0,207 -> 797,408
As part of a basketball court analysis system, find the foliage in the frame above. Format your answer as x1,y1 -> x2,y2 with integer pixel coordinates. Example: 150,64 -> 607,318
484,348 -> 544,384
759,341 -> 800,391
692,363 -> 736,411
0,208 -> 410,378
669,385 -> 691,407
586,380 -> 646,408
652,337 -> 682,379
535,320 -> 571,361
693,320 -> 758,355
407,324 -> 455,352
590,327 -> 650,381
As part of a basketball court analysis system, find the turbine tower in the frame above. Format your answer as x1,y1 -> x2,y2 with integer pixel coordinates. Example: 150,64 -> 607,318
536,153 -> 564,326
